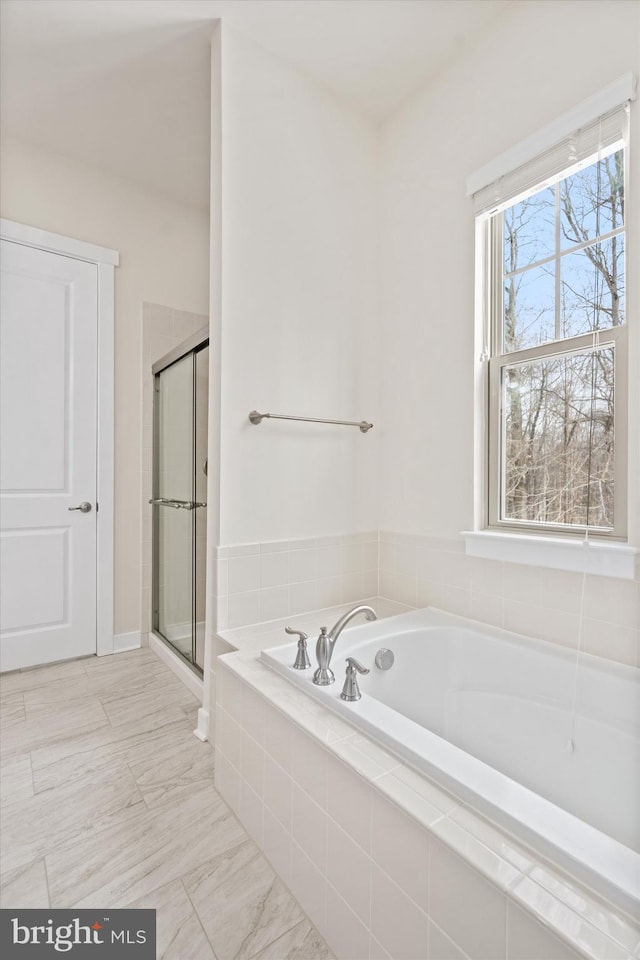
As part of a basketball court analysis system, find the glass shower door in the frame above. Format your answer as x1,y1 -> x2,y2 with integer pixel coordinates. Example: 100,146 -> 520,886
152,352 -> 197,667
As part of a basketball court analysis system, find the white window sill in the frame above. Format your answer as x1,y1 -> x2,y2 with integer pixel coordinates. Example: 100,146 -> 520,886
462,531 -> 639,580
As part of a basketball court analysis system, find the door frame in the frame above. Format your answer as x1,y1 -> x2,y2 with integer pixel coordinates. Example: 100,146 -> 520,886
0,218 -> 119,658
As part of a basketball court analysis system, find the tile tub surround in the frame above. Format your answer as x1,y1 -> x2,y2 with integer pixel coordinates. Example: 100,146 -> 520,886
213,531 -> 638,667
0,648 -> 333,960
377,532 -> 640,668
215,653 -> 640,960
214,533 -> 380,631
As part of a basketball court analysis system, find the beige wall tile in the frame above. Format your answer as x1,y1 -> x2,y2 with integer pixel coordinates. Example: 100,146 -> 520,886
429,837 -> 507,960
325,884 -> 370,960
326,819 -> 371,925
371,790 -> 428,910
371,863 -> 429,960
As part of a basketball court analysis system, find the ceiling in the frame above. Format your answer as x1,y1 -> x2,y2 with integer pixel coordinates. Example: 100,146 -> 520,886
0,0 -> 511,209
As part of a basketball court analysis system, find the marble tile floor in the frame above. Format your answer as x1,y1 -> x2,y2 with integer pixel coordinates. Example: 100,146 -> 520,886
0,648 -> 333,960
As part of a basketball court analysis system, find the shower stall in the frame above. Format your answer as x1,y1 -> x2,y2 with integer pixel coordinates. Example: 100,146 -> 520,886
150,328 -> 208,675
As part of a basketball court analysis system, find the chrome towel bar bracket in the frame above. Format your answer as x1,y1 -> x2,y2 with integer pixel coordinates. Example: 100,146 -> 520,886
249,410 -> 373,433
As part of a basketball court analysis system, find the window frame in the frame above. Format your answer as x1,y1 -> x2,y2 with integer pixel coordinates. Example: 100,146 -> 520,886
483,153 -> 629,541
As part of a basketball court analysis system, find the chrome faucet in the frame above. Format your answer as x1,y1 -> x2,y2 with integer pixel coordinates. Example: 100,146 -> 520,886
313,604 -> 377,686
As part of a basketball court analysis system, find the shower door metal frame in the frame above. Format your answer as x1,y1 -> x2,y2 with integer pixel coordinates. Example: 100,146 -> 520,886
151,326 -> 209,675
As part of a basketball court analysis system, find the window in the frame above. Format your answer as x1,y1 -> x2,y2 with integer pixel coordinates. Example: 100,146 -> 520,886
476,106 -> 629,539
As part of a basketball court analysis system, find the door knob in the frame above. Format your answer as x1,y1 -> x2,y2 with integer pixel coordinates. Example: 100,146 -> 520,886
68,501 -> 92,513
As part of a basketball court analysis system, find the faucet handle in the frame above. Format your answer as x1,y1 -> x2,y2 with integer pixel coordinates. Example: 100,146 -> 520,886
340,657 -> 370,702
345,657 -> 370,676
285,626 -> 311,670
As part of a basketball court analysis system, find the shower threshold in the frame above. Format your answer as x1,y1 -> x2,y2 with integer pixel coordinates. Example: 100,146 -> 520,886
149,629 -> 204,701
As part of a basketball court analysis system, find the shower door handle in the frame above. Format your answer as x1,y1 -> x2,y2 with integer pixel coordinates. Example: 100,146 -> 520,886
148,498 -> 187,509
148,498 -> 207,510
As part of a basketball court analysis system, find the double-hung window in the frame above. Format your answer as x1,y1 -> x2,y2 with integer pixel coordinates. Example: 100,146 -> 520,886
475,104 -> 629,540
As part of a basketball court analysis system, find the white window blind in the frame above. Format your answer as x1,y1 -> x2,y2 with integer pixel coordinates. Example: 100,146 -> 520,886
467,73 -> 636,214
472,103 -> 629,216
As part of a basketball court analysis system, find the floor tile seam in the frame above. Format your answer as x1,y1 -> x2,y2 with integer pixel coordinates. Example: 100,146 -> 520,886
26,751 -> 34,795
30,738 -> 131,777
22,694 -> 104,723
179,843 -> 271,955
0,745 -> 32,769
94,675 -> 198,704
42,855 -> 53,910
93,698 -> 112,726
2,678 -> 69,699
229,867 -> 290,960
84,660 -> 171,683
1,789 -> 149,880
245,917 -> 310,960
0,690 -> 25,708
178,876 -> 222,960
87,683 -> 175,705
30,752 -> 144,803
128,762 -> 217,799
81,659 -> 94,678
0,857 -> 46,903
259,834 -> 331,957
135,778 -> 215,813
137,777 -> 222,820
125,721 -> 214,774
0,710 -> 27,734
194,833 -> 266,901
81,673 -> 171,695
70,820 -> 222,902
123,758 -> 157,812
100,701 -> 199,732
37,795 -> 156,889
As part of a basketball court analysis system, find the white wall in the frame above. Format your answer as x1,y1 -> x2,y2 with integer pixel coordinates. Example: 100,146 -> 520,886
378,0 -> 640,544
0,138 -> 210,634
213,24 -> 380,547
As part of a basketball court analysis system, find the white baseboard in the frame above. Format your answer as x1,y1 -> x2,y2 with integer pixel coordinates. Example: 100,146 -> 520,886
113,631 -> 142,653
148,632 -> 203,700
194,707 -> 209,742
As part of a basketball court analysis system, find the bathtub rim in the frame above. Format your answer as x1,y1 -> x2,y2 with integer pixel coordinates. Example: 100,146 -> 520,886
260,605 -> 640,918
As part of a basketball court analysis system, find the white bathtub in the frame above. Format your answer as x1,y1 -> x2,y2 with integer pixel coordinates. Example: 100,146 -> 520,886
261,607 -> 640,915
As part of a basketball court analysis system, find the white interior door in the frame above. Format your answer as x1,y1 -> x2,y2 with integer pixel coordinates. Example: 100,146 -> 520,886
0,239 -> 98,671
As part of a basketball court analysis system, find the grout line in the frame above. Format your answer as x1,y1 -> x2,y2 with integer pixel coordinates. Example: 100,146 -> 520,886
27,751 -> 35,798
256,835 -> 332,960
429,917 -> 473,960
245,918 -> 309,960
42,855 -> 53,909
180,877 -> 222,960
504,885 -> 509,959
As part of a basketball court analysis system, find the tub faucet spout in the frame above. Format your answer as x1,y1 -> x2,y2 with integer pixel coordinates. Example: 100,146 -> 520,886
313,604 -> 377,686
